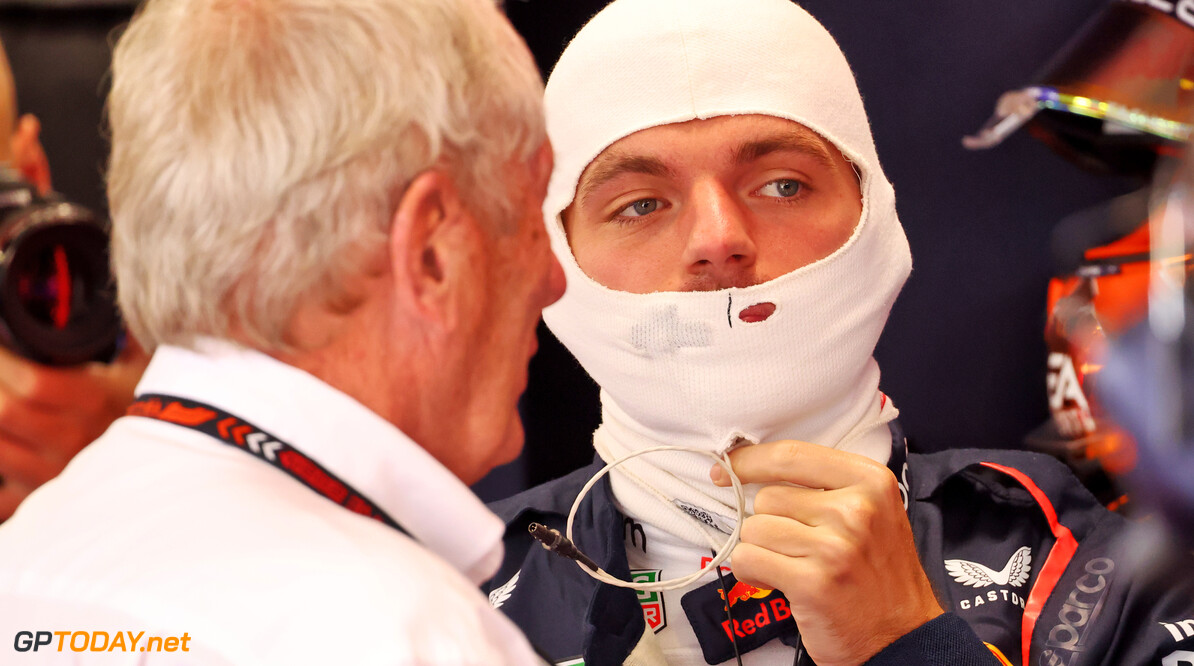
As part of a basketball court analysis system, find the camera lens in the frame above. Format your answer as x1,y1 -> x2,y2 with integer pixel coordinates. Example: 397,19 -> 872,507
0,203 -> 121,365
17,240 -> 81,329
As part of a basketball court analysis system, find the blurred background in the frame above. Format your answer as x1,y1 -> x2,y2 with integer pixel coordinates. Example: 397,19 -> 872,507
0,0 -> 1143,501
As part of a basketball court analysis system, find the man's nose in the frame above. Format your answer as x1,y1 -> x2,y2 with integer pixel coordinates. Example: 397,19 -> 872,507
681,182 -> 757,282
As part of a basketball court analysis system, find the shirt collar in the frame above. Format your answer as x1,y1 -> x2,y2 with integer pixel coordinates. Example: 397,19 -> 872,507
135,338 -> 505,584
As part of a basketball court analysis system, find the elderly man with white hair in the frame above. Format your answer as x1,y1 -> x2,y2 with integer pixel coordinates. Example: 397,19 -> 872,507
485,0 -> 1194,665
0,0 -> 561,663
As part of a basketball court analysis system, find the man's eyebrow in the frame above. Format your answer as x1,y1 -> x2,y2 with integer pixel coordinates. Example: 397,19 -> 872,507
577,153 -> 675,208
731,130 -> 837,170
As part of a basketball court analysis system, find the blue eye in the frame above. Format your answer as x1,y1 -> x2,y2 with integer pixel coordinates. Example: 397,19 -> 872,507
758,179 -> 803,198
617,199 -> 660,217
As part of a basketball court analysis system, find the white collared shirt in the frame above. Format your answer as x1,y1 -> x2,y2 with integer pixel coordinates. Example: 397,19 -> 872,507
0,341 -> 541,665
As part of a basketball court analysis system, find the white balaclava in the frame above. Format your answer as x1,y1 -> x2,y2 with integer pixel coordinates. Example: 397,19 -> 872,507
542,0 -> 913,541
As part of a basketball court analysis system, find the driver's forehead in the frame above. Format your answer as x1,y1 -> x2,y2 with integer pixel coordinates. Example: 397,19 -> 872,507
573,114 -> 852,204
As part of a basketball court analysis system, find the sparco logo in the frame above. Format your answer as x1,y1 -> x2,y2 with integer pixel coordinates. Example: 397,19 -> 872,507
1039,557 -> 1115,666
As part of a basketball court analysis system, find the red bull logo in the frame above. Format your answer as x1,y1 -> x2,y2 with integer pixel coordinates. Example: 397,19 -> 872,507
717,581 -> 793,641
718,581 -> 772,609
719,594 -> 794,641
683,568 -> 798,659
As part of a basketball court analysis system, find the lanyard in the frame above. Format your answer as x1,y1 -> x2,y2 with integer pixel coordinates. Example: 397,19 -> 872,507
127,393 -> 412,539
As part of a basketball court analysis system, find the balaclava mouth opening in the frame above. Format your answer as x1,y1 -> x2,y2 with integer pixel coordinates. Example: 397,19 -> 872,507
541,0 -> 913,542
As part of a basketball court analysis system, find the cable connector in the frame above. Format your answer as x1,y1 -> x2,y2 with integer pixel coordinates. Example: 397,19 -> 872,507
528,522 -> 599,572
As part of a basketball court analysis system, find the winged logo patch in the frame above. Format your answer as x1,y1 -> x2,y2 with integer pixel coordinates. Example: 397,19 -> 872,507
945,546 -> 1032,588
488,570 -> 520,609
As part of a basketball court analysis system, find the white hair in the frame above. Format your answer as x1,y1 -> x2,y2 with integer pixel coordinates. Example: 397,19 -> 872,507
108,0 -> 545,351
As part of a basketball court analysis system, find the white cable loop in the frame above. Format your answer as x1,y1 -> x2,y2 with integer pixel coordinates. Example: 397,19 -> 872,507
566,445 -> 746,592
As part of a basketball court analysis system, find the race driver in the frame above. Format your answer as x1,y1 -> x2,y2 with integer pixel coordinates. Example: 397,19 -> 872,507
484,0 -> 1194,664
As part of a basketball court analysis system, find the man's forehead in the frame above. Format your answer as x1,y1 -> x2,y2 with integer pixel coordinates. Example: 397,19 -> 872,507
575,115 -> 840,205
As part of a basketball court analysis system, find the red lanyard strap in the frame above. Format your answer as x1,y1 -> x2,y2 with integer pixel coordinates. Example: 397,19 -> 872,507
128,393 -> 411,539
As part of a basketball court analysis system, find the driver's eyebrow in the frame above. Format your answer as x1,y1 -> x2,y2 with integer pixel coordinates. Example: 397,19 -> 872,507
577,153 -> 675,209
732,130 -> 835,170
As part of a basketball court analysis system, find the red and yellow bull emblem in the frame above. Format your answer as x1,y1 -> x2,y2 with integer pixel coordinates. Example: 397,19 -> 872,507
718,581 -> 772,609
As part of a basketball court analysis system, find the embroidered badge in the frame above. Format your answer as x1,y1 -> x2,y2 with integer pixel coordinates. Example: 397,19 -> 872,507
681,573 -> 800,663
632,569 -> 667,633
673,499 -> 736,535
488,570 -> 519,609
946,547 -> 1033,614
946,546 -> 1032,588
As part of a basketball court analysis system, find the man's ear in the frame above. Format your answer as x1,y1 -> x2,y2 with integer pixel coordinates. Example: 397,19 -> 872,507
388,169 -> 474,329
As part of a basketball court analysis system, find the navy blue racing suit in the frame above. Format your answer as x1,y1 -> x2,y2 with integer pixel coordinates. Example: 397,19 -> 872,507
484,426 -> 1194,665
